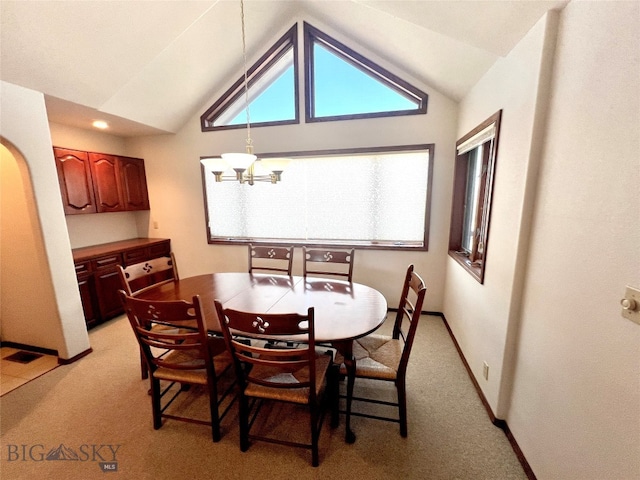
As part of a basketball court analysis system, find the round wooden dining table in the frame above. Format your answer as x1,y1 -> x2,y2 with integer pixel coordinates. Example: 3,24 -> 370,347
136,271 -> 388,443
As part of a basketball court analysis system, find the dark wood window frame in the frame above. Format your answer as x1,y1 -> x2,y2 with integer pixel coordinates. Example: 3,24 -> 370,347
200,24 -> 299,131
201,22 -> 428,130
448,110 -> 502,283
303,22 -> 428,123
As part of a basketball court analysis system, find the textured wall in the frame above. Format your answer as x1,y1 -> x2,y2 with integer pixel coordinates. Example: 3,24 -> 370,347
509,2 -> 640,478
0,82 -> 89,359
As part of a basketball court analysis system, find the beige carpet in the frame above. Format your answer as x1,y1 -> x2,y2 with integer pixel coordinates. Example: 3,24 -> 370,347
0,313 -> 527,479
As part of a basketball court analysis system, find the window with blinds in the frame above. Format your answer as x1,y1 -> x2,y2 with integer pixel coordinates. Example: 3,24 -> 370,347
448,110 -> 502,283
202,145 -> 434,250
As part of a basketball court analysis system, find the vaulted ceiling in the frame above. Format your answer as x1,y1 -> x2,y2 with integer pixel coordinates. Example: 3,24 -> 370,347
0,0 -> 568,137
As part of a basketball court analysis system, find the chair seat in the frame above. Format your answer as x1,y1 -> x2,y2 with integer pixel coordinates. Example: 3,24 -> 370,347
154,350 -> 232,384
338,334 -> 401,381
245,353 -> 331,405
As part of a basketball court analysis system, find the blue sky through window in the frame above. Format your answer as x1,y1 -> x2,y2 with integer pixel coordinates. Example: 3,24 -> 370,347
203,23 -> 425,129
230,44 -> 418,124
312,44 -> 418,117
229,66 -> 296,125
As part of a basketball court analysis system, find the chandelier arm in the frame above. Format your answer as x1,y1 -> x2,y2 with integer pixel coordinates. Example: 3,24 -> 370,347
212,172 -> 274,183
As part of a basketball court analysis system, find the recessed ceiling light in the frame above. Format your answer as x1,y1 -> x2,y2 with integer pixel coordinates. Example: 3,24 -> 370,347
92,120 -> 108,129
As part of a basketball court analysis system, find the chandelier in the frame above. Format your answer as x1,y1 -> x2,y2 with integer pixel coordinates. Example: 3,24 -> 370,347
200,0 -> 288,185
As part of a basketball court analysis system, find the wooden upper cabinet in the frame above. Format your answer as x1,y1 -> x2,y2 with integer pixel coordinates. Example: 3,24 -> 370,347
119,156 -> 150,211
89,152 -> 124,213
54,148 -> 97,214
54,147 -> 150,214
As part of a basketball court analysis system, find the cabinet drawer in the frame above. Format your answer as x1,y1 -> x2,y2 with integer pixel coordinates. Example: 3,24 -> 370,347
123,247 -> 148,265
148,241 -> 171,258
74,260 -> 92,277
92,254 -> 122,271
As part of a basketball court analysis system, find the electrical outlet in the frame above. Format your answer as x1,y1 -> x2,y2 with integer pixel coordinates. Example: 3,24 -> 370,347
153,220 -> 159,229
482,362 -> 489,380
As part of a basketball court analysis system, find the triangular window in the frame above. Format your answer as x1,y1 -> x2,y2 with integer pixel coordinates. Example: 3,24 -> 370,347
304,22 -> 427,122
201,22 -> 428,131
201,25 -> 299,131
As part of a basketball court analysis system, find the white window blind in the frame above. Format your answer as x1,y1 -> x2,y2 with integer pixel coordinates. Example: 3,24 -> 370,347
202,148 -> 432,247
457,124 -> 496,155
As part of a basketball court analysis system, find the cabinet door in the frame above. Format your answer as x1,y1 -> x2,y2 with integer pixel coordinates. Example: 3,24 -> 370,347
119,156 -> 150,211
75,260 -> 100,327
54,148 -> 97,214
148,240 -> 171,258
77,274 -> 100,328
92,254 -> 124,319
89,153 -> 124,212
95,269 -> 124,319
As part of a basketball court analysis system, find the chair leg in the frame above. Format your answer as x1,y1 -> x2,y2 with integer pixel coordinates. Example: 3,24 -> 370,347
140,349 -> 148,380
344,357 -> 357,443
310,404 -> 320,467
207,380 -> 221,443
397,379 -> 408,437
150,377 -> 162,430
328,364 -> 340,428
239,395 -> 250,452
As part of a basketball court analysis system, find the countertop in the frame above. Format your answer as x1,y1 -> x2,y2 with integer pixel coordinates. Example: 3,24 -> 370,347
72,238 -> 170,262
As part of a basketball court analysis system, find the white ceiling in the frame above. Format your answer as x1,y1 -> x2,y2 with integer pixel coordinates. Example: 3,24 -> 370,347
0,0 -> 568,138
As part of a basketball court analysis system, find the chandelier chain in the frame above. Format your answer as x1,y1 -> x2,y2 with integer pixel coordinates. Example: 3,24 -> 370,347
201,0 -> 288,185
240,0 -> 252,151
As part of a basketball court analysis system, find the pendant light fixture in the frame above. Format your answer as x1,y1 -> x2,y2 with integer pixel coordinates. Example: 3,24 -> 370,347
200,0 -> 288,185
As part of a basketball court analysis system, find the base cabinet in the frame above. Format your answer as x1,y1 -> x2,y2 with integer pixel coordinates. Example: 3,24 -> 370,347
73,238 -> 171,328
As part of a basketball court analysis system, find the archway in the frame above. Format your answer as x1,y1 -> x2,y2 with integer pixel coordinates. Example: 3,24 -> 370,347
1,81 -> 90,360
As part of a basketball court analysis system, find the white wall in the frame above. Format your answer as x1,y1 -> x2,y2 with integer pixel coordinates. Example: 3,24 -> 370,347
125,81 -> 458,310
444,2 -> 640,479
0,82 -> 90,359
443,12 -> 557,413
507,2 -> 640,479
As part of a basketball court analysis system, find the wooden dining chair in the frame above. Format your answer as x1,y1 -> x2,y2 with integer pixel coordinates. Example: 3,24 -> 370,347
248,244 -> 294,276
119,291 -> 235,442
337,264 -> 426,437
302,247 -> 355,281
119,252 -> 181,379
214,301 -> 334,467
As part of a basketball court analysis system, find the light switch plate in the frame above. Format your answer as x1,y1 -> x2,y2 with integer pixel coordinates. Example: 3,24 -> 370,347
621,285 -> 640,325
